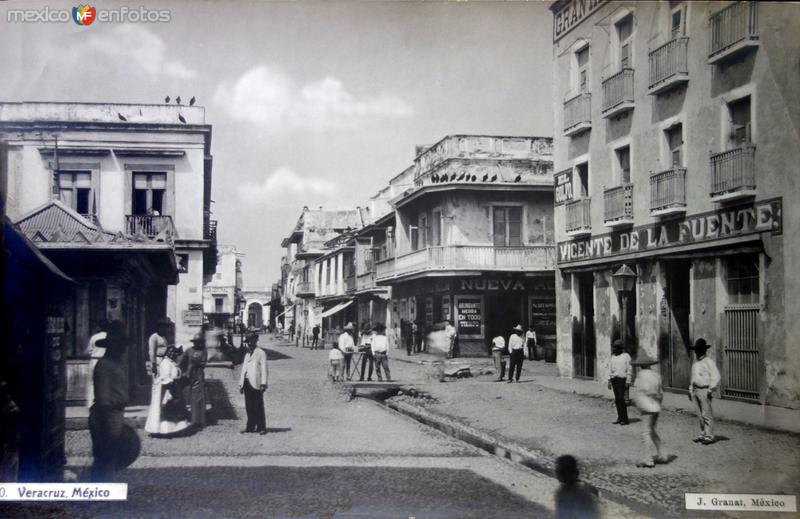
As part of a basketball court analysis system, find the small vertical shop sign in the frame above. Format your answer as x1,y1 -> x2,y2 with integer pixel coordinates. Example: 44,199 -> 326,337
44,310 -> 67,471
455,296 -> 484,338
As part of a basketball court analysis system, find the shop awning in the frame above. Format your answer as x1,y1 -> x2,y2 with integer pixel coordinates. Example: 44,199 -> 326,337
275,305 -> 294,319
321,300 -> 353,318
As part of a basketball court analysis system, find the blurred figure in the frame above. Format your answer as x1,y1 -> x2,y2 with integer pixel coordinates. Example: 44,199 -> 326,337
0,379 -> 20,482
89,320 -> 129,481
86,320 -> 108,407
554,454 -> 599,519
311,324 -> 320,350
445,320 -> 457,359
185,333 -> 208,427
147,319 -> 170,377
632,355 -> 667,468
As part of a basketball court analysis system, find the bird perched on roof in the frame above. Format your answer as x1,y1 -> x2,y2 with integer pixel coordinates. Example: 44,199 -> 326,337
490,174 -> 498,182
482,174 -> 489,182
178,114 -> 187,124
471,175 -> 477,182
189,96 -> 196,106
164,96 -> 170,104
176,96 -> 182,105
514,175 -> 522,182
450,173 -> 458,181
117,113 -> 127,121
457,172 -> 465,181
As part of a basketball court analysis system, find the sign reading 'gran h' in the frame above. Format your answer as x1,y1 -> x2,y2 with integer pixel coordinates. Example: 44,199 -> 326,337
558,198 -> 782,265
552,0 -> 609,42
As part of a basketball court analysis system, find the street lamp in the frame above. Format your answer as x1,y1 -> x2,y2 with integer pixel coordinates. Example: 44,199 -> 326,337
612,264 -> 637,356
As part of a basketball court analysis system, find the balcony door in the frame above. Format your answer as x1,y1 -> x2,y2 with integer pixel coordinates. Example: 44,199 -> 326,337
132,172 -> 167,216
493,206 -> 522,247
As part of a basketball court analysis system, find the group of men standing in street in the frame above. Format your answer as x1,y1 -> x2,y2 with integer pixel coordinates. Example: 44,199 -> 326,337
332,322 -> 392,382
491,324 -> 537,383
606,337 -> 722,468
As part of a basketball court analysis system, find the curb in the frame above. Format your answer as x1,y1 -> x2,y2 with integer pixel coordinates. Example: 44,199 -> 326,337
382,397 -> 659,518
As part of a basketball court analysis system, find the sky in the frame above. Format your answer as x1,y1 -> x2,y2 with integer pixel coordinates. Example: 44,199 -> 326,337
0,0 -> 554,289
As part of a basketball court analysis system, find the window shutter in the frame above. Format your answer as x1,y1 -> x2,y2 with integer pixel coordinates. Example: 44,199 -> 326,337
508,207 -> 522,246
493,208 -> 506,247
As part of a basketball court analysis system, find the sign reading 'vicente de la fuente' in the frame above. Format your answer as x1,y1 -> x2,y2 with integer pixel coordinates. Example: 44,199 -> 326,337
553,0 -> 609,42
557,198 -> 782,264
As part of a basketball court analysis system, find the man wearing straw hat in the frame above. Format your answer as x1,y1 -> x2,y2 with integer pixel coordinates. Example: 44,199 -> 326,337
689,338 -> 720,445
631,354 -> 668,468
338,323 -> 356,381
507,324 -> 526,383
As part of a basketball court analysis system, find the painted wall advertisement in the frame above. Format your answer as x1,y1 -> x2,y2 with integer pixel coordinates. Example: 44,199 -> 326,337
554,169 -> 574,205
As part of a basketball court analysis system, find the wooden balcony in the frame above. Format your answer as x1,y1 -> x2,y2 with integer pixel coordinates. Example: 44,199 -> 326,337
603,184 -> 634,228
648,37 -> 689,95
565,198 -> 592,237
601,69 -> 635,118
710,145 -> 756,202
563,93 -> 591,136
650,168 -> 687,216
708,1 -> 759,65
295,280 -> 315,297
126,214 -> 176,239
345,274 -> 356,294
375,245 -> 555,283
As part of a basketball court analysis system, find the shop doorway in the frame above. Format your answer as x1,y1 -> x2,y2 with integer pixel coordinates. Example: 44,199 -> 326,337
248,303 -> 263,329
661,260 -> 692,390
572,273 -> 595,378
484,294 -> 524,354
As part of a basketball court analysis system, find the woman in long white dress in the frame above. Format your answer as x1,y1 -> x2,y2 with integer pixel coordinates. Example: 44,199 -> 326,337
144,346 -> 191,437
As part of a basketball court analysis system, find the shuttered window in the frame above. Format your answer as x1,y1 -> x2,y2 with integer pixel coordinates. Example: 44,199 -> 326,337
493,206 -> 522,247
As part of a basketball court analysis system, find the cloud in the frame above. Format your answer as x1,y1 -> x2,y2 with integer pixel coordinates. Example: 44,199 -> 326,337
236,167 -> 337,205
83,25 -> 196,80
214,66 -> 413,129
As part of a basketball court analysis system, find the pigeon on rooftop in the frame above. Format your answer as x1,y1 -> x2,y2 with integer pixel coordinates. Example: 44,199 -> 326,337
490,174 -> 498,182
176,96 -> 182,105
189,96 -> 196,106
117,113 -> 127,121
178,114 -> 187,124
514,175 -> 522,182
164,96 -> 170,104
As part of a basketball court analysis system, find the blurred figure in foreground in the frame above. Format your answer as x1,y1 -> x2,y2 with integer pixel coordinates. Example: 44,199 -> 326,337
554,454 -> 599,519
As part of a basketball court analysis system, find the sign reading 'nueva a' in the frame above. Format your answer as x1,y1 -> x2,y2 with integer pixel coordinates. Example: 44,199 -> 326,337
557,198 -> 782,264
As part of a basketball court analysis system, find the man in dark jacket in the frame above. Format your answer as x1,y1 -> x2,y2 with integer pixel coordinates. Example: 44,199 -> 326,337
89,320 -> 129,482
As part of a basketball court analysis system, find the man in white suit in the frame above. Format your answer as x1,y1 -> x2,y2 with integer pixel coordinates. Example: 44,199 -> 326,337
239,332 -> 269,435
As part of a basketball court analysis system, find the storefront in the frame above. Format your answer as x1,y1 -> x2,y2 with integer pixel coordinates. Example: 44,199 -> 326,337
391,273 -> 556,356
555,198 -> 786,405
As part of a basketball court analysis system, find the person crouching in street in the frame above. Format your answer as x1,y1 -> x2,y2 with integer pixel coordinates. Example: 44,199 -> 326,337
632,355 -> 668,468
371,323 -> 391,382
507,325 -> 525,383
329,343 -> 344,381
239,332 -> 268,435
491,335 -> 507,382
689,338 -> 720,445
607,339 -> 632,425
89,320 -> 129,482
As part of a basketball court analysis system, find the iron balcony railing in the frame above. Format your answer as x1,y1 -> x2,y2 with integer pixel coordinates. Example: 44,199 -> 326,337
710,145 -> 756,197
603,184 -> 633,223
708,1 -> 758,58
295,280 -> 315,296
650,167 -> 687,213
126,214 -> 176,238
565,198 -> 591,233
375,245 -> 555,281
649,37 -> 689,89
563,93 -> 591,133
601,69 -> 634,114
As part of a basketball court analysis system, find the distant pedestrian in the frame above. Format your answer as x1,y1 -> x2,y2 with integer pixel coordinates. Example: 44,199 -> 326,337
689,338 -> 721,445
328,343 -> 344,381
239,332 -> 268,435
358,323 -> 375,382
445,320 -> 457,358
89,320 -> 129,481
491,335 -> 507,382
525,325 -> 537,361
554,454 -> 599,519
289,323 -> 295,343
607,339 -> 632,425
632,355 -> 667,468
185,332 -> 208,427
507,324 -> 525,383
412,320 -> 421,353
311,325 -> 320,350
403,320 -> 413,356
338,323 -> 356,380
371,323 -> 391,382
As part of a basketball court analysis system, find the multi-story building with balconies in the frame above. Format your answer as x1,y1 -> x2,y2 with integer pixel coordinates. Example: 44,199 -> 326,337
550,1 -> 800,413
203,245 -> 244,332
280,206 -> 363,344
376,135 -> 556,356
0,101 -> 217,402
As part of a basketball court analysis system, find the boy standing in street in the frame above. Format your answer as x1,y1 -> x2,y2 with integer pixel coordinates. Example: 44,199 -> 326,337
689,338 -> 721,445
607,339 -> 632,425
632,355 -> 667,468
491,335 -> 507,382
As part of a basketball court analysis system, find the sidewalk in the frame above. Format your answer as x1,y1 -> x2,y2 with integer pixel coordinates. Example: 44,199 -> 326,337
384,355 -> 800,517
